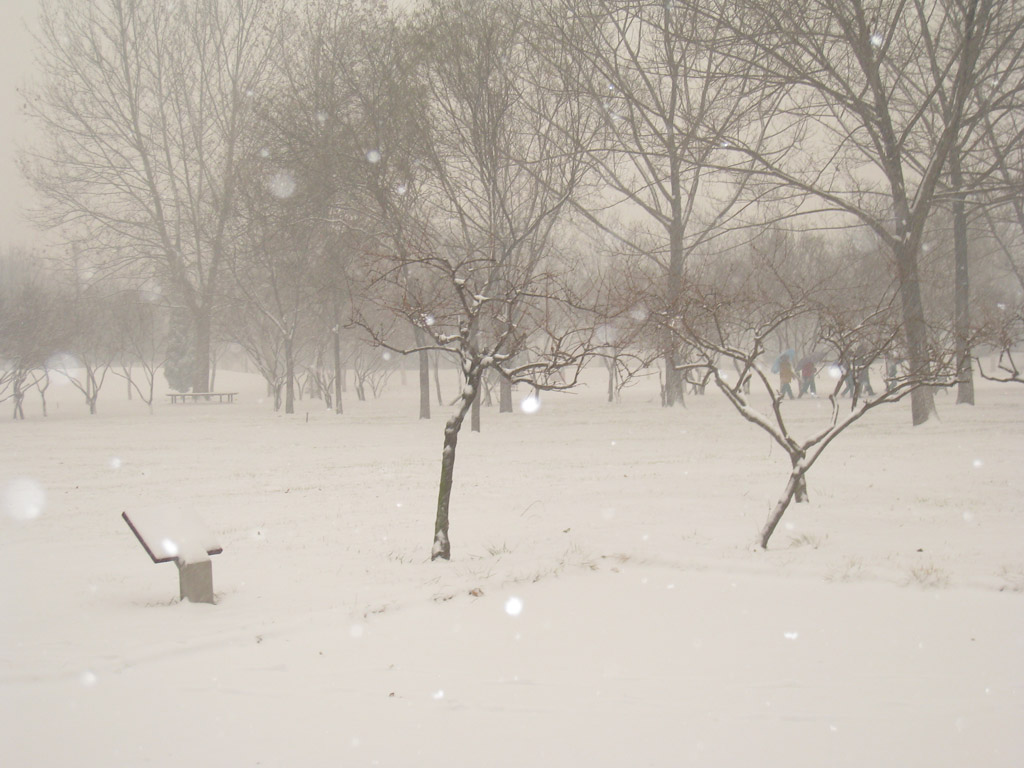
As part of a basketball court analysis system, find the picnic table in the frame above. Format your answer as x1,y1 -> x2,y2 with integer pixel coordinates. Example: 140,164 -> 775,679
167,392 -> 238,404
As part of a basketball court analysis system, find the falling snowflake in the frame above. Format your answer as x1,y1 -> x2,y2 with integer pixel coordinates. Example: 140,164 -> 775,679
366,149 -> 382,164
109,457 -> 123,470
870,32 -> 884,48
161,538 -> 179,558
504,596 -> 523,616
268,170 -> 296,199
2,478 -> 46,522
519,394 -> 540,414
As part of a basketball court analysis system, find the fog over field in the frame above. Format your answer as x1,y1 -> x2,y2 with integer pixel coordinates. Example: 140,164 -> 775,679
2,1 -> 1024,764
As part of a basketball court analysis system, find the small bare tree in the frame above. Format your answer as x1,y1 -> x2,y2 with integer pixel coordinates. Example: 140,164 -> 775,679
651,239 -> 954,548
975,299 -> 1024,385
0,266 -> 67,419
109,290 -> 170,411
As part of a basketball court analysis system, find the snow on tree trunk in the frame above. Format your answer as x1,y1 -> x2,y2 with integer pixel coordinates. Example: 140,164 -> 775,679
760,468 -> 807,549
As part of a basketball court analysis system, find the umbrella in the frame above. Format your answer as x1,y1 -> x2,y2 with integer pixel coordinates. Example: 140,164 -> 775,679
771,349 -> 796,374
797,350 -> 827,369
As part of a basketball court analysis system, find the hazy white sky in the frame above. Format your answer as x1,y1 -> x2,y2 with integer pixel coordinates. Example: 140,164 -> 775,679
0,0 -> 40,250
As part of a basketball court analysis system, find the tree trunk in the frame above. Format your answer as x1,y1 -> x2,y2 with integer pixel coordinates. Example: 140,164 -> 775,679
284,336 -> 295,415
419,349 -> 431,420
759,468 -> 806,548
471,387 -> 481,432
192,310 -> 212,393
794,464 -> 809,503
951,151 -> 975,405
663,147 -> 686,407
499,374 -> 512,413
13,379 -> 25,419
892,214 -> 938,425
86,368 -> 99,415
333,326 -> 343,415
433,351 -> 444,406
433,371 -> 480,560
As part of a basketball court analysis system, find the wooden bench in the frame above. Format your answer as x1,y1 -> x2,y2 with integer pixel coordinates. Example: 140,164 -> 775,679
167,392 -> 238,404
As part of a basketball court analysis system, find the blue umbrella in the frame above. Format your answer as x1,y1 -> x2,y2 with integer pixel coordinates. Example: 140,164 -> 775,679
771,349 -> 795,374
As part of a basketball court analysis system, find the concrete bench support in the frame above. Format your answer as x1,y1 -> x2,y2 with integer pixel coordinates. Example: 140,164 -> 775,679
177,558 -> 214,604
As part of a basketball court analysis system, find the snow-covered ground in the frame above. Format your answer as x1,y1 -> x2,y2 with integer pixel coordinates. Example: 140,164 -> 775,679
2,366 -> 1022,766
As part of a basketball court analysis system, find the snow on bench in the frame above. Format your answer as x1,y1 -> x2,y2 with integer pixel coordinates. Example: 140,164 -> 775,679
122,509 -> 222,604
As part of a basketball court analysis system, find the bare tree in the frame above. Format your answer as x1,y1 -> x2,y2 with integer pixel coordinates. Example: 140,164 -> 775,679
24,0 -> 281,394
695,0 -> 998,425
918,1 -> 1024,405
56,280 -> 119,416
267,0 -> 435,419
652,238 -> 954,547
975,298 -> 1024,385
541,0 -> 776,407
109,290 -> 170,411
0,251 -> 67,419
352,0 -> 601,560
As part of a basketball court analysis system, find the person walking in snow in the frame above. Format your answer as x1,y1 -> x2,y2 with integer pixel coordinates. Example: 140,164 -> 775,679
778,355 -> 796,399
798,358 -> 817,397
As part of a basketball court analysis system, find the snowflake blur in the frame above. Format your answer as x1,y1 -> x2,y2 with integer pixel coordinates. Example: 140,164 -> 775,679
268,170 -> 296,199
519,393 -> 540,414
504,596 -> 523,616
2,478 -> 46,521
